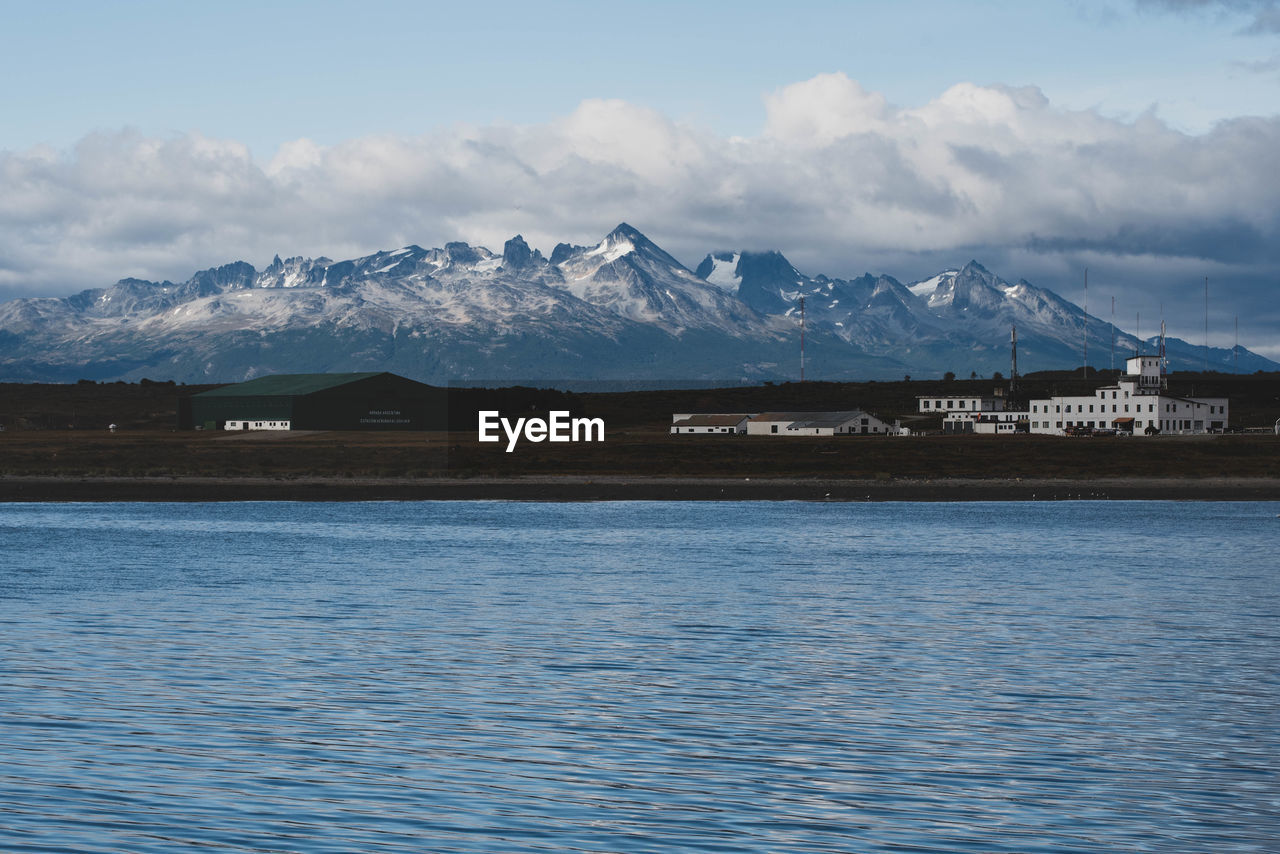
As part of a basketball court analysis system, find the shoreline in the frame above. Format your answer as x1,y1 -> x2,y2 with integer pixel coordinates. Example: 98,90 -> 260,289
2,475 -> 1279,502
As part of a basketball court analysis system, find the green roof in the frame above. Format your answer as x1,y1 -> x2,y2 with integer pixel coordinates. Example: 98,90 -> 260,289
195,372 -> 387,398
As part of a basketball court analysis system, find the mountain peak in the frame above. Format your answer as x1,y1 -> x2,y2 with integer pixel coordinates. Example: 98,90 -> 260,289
444,241 -> 482,266
576,223 -> 686,272
607,222 -> 645,242
502,234 -> 543,270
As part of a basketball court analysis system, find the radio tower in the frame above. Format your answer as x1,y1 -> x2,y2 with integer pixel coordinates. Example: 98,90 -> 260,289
1204,276 -> 1209,374
1110,296 -> 1115,373
799,295 -> 806,383
1159,320 -> 1168,390
1082,268 -> 1088,378
1010,323 -> 1019,399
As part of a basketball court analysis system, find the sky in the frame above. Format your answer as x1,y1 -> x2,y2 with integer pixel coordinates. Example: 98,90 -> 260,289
1,0 -> 1278,355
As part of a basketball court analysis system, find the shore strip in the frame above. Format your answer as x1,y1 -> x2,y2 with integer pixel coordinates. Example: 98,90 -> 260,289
2,475 -> 1279,502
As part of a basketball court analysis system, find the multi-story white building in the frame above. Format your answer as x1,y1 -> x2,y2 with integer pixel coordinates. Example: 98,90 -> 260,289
1027,355 -> 1228,436
917,393 -> 1006,414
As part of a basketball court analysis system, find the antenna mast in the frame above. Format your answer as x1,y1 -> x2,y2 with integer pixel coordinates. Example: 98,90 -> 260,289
1082,268 -> 1088,378
1159,319 -> 1168,390
1110,296 -> 1115,373
1235,316 -> 1239,374
1204,276 -> 1209,374
799,295 -> 805,383
1010,323 -> 1019,399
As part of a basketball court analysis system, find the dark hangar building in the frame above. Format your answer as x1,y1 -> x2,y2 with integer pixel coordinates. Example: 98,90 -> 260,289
180,372 -> 447,431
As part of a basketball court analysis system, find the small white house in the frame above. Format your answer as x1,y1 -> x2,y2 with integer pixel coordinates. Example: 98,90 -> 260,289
746,411 -> 896,436
223,419 -> 292,431
670,413 -> 754,435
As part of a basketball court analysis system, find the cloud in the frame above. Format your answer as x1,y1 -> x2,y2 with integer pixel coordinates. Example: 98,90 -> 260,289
1133,0 -> 1280,33
1235,54 -> 1280,70
1,73 -> 1278,347
1245,5 -> 1280,31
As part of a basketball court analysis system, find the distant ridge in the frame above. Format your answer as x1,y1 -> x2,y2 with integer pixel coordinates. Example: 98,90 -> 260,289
1,224 -> 1274,383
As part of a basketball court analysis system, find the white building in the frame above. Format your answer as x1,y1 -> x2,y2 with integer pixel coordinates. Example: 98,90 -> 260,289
943,410 -> 1028,434
223,419 -> 292,431
917,393 -> 1007,414
1027,355 -> 1228,436
746,410 -> 897,436
670,413 -> 753,434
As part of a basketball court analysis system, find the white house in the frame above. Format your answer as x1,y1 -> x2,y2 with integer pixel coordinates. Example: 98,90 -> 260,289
943,410 -> 1029,434
1027,355 -> 1228,436
670,413 -> 754,435
917,392 -> 1007,414
746,410 -> 897,436
223,419 -> 292,431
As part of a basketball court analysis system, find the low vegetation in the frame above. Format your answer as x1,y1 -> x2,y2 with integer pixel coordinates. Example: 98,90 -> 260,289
1,371 -> 1277,480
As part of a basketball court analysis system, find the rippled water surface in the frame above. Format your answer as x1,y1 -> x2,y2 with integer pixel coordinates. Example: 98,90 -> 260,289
1,500 -> 1277,852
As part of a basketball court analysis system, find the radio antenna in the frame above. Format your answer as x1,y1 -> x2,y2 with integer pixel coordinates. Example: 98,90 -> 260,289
799,295 -> 806,383
1082,268 -> 1088,378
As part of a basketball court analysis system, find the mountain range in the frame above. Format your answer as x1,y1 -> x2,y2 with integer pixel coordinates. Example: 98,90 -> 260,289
1,223 -> 1273,384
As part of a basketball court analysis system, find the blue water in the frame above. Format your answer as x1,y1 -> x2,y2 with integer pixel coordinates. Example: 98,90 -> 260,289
1,501 -> 1277,853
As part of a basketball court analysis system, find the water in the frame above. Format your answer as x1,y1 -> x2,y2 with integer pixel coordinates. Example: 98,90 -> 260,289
1,500 -> 1277,852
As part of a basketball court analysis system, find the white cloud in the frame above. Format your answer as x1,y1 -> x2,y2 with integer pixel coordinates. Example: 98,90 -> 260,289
763,73 -> 890,145
1,73 -> 1277,345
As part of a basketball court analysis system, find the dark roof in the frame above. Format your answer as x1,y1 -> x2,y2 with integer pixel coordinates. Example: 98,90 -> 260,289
789,411 -> 873,429
672,414 -> 754,427
195,372 -> 388,398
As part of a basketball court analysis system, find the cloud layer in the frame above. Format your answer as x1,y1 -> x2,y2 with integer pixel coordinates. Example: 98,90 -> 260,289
1,73 -> 1277,350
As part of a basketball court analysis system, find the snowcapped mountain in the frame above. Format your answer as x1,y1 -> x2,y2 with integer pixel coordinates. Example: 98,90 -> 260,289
548,224 -> 774,335
0,225 -> 1273,384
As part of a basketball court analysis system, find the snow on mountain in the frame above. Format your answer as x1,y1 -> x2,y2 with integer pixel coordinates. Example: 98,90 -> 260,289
696,252 -> 742,291
907,270 -> 957,299
1,224 -> 1275,384
549,224 -> 775,335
